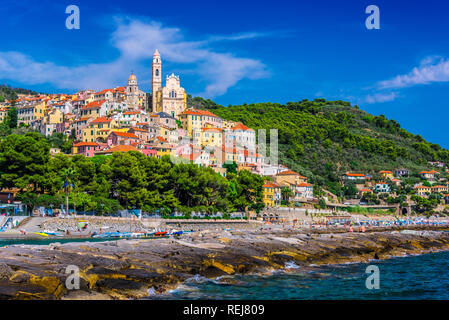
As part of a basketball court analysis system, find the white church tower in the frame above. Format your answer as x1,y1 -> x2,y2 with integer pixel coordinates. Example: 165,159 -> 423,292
152,49 -> 162,110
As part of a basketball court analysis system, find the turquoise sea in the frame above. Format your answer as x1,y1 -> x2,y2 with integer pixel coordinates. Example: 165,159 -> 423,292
0,237 -> 119,247
2,237 -> 449,299
158,251 -> 449,300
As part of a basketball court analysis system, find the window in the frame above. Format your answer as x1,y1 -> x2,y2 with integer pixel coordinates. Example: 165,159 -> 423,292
155,69 -> 159,76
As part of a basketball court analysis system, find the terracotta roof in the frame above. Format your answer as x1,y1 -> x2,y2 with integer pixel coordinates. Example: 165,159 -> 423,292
98,145 -> 138,153
202,127 -> 222,132
156,136 -> 168,143
297,182 -> 312,187
91,117 -> 113,123
344,173 -> 366,177
419,170 -> 440,174
73,142 -> 98,147
276,170 -> 306,179
81,100 -> 106,109
111,131 -> 139,138
263,182 -> 280,188
123,111 -> 140,115
181,109 -> 219,118
129,127 -> 147,132
231,123 -> 254,131
95,89 -> 114,95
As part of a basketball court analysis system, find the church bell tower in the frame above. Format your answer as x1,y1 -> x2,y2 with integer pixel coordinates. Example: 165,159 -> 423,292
152,49 -> 162,111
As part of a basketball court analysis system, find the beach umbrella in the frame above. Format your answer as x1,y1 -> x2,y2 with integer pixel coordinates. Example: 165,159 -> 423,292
78,221 -> 88,230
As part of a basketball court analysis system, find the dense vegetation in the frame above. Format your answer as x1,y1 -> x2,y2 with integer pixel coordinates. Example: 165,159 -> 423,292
188,97 -> 449,195
0,85 -> 39,102
0,133 -> 265,215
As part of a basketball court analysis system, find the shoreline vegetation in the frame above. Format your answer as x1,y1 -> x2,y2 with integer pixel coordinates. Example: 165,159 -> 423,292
1,223 -> 449,299
0,132 -> 266,216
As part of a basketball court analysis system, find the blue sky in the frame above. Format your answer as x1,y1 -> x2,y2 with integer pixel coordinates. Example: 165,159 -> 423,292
1,0 -> 449,146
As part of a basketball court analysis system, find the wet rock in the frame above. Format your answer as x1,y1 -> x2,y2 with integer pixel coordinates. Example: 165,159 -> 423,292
0,263 -> 12,280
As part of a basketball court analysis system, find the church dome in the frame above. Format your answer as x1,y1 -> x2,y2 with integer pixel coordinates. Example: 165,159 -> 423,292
128,73 -> 137,81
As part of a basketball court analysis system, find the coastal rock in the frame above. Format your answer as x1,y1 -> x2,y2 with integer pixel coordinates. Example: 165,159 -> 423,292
1,226 -> 449,299
0,264 -> 12,280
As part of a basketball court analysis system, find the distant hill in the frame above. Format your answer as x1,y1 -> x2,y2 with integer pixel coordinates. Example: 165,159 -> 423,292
0,85 -> 39,102
188,96 -> 449,193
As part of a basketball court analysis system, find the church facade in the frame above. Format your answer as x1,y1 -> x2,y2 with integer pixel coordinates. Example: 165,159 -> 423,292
151,49 -> 187,118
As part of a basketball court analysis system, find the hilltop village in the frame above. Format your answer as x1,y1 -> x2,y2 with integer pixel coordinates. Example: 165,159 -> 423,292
1,50 -> 449,215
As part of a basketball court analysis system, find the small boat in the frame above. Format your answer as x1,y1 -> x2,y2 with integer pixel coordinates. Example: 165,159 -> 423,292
154,231 -> 167,237
34,232 -> 49,237
43,230 -> 62,236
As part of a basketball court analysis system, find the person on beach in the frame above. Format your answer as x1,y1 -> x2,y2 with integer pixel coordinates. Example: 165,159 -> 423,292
361,225 -> 366,233
349,226 -> 353,232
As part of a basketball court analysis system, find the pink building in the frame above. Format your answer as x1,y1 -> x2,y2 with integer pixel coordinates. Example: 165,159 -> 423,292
141,145 -> 158,157
72,142 -> 101,157
106,131 -> 140,146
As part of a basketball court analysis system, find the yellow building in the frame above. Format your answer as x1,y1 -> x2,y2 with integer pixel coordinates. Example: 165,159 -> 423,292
200,127 -> 223,149
379,170 -> 393,179
415,185 -> 431,196
0,108 -> 8,123
263,182 -> 281,207
43,108 -> 63,124
17,102 -> 46,125
274,170 -> 308,186
179,109 -> 222,137
82,117 -> 117,142
154,145 -> 174,159
431,185 -> 448,194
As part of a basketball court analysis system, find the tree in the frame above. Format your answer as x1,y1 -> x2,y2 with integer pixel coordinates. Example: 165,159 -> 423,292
6,107 -> 18,129
281,186 -> 294,205
227,170 -> 265,212
223,162 -> 238,174
0,133 -> 50,192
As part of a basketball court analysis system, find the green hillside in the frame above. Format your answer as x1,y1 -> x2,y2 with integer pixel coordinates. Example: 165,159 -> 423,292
0,85 -> 39,102
189,97 -> 449,192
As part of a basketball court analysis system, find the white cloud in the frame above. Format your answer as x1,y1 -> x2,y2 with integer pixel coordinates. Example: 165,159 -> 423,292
0,18 -> 269,98
378,56 -> 449,89
364,92 -> 398,104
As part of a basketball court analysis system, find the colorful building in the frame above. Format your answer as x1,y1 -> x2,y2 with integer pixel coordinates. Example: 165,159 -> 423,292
263,181 -> 281,207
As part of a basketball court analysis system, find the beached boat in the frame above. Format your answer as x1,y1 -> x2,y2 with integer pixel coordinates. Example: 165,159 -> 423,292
34,232 -> 49,237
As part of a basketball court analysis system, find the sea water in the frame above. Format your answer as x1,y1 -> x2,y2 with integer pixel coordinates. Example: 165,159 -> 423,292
0,237 -> 121,247
155,251 -> 449,300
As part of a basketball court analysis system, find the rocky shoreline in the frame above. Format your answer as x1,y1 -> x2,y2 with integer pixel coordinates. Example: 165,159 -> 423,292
1,226 -> 449,299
